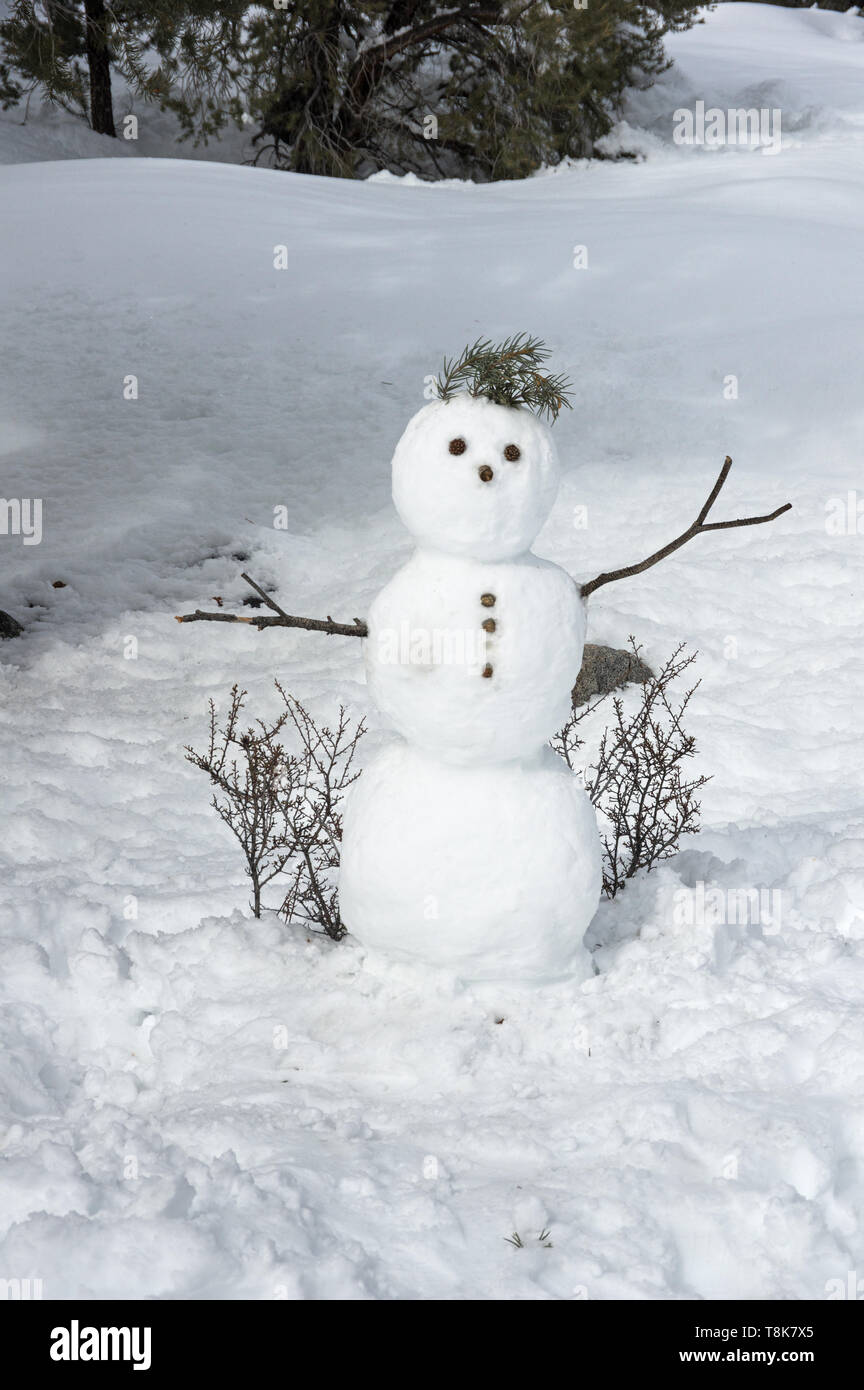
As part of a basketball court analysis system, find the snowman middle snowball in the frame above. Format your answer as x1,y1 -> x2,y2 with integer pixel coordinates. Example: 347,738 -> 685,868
339,393 -> 602,983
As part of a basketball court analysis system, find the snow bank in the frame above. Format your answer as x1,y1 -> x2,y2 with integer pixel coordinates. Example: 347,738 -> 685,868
618,3 -> 864,156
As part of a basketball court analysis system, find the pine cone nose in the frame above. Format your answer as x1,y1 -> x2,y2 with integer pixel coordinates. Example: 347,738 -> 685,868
478,465 -> 494,483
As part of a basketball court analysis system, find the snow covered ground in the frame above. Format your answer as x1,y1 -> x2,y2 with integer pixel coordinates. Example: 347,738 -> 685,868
1,4 -> 864,1299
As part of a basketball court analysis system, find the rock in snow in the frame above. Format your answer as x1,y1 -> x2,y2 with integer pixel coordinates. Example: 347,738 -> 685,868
572,642 -> 654,706
0,609 -> 24,640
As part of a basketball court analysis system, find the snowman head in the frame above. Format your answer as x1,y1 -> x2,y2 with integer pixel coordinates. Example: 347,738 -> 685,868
391,395 -> 561,561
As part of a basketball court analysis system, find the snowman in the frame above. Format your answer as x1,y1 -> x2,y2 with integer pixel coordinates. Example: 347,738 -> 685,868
179,336 -> 790,984
338,342 -> 602,984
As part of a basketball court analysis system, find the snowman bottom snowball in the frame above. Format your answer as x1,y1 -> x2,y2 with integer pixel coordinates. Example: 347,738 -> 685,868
339,742 -> 602,984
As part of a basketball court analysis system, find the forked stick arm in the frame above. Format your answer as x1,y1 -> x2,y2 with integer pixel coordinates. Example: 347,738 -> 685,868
175,572 -> 368,637
580,457 -> 791,600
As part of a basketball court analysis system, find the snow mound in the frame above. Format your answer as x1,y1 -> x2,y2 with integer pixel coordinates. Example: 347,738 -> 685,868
621,3 -> 864,156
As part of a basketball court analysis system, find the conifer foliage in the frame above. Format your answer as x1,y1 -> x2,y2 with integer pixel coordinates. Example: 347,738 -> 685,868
435,336 -> 573,421
1,2 -> 709,177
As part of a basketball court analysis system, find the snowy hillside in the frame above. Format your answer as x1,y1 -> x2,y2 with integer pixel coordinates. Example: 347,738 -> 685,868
1,4 -> 864,1299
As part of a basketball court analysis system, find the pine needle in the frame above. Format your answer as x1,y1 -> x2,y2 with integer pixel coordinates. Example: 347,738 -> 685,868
435,334 -> 573,422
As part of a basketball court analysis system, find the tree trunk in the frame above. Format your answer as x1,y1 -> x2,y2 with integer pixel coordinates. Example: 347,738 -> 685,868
83,0 -> 115,137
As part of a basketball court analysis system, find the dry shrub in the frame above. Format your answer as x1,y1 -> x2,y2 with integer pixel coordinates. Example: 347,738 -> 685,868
186,684 -> 365,936
552,641 -> 710,897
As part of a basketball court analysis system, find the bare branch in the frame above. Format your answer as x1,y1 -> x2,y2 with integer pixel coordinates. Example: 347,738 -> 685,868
175,571 -> 368,638
239,570 -> 291,619
580,457 -> 791,600
347,6 -> 506,109
185,686 -> 292,918
694,455 -> 732,525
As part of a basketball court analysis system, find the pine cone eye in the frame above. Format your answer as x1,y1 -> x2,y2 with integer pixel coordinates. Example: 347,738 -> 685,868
504,444 -> 521,461
448,437 -> 467,455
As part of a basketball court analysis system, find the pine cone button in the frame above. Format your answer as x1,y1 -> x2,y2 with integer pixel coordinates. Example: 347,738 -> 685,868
481,618 -> 496,633
480,593 -> 496,607
481,663 -> 494,678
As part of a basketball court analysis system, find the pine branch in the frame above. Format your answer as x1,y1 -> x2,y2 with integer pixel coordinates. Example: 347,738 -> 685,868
435,333 -> 573,420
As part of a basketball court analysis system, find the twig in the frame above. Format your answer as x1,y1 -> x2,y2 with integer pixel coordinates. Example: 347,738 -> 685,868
175,571 -> 368,637
580,457 -> 791,599
239,570 -> 291,619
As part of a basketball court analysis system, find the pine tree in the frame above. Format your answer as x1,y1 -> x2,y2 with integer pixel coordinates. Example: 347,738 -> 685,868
0,1 -> 121,134
0,1 -> 246,139
1,2 -> 710,176
0,2 -> 91,126
238,1 -> 709,179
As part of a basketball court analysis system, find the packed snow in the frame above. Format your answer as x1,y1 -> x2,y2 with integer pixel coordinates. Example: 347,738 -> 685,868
1,4 -> 864,1299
